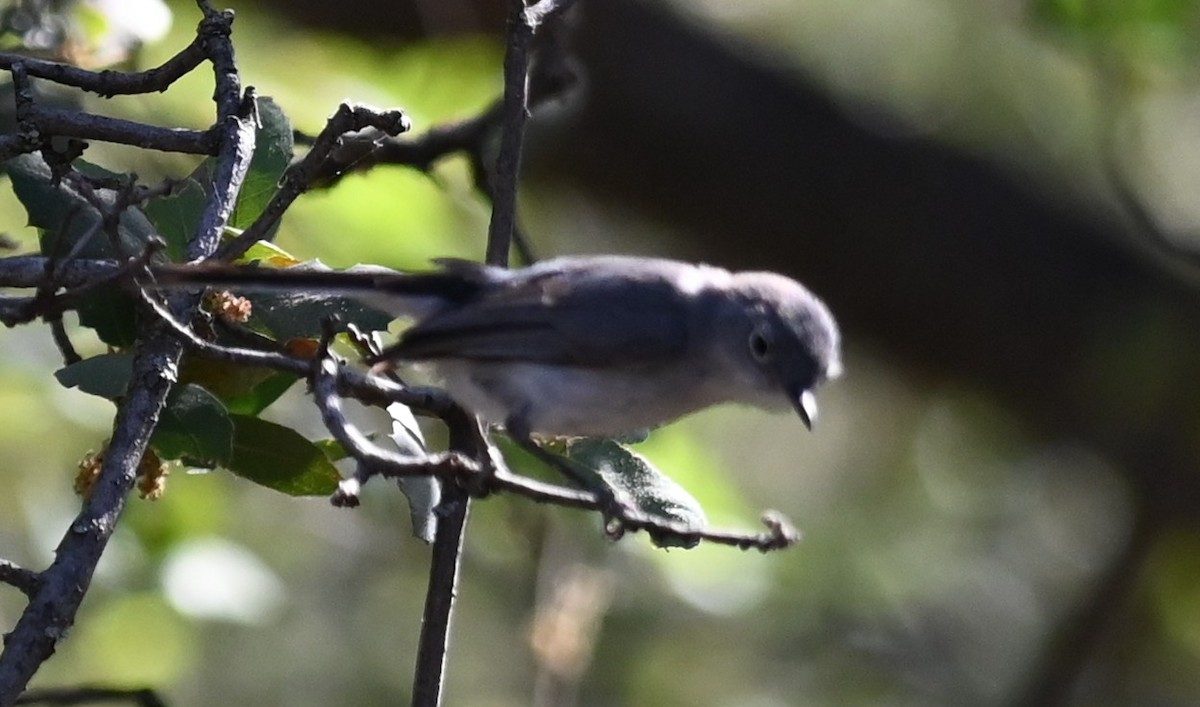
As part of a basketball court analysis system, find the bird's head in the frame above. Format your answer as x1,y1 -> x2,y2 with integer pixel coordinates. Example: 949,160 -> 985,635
710,271 -> 842,429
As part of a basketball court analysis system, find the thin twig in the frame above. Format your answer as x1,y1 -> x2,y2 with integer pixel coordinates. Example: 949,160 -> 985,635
27,104 -> 216,155
485,0 -> 537,267
47,316 -> 81,365
8,253 -> 124,287
134,284 -> 461,415
411,483 -> 469,707
215,102 -> 412,261
7,60 -> 215,158
0,21 -> 210,97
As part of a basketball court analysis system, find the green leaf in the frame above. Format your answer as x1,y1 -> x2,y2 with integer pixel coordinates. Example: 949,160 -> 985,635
3,153 -> 158,259
566,438 -> 707,549
152,384 -> 234,467
245,290 -> 391,339
4,153 -> 149,347
54,352 -> 134,399
143,178 -> 208,261
230,371 -> 299,415
231,97 -> 293,229
226,415 -> 341,496
76,286 -> 138,347
313,438 -> 350,461
179,355 -> 299,416
188,96 -> 293,235
140,99 -> 292,261
238,238 -> 302,267
243,278 -> 393,340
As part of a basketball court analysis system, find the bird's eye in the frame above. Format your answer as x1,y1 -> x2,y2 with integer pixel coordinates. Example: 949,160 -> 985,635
748,327 -> 772,362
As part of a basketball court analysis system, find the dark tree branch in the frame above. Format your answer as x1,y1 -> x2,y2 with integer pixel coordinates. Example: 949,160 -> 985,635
484,0 -> 537,267
5,49 -> 217,159
0,3 -> 256,699
0,133 -> 35,163
47,316 -> 81,365
410,2 -> 543,699
0,339 -> 181,704
0,226 -> 161,327
195,4 -> 241,127
23,104 -> 215,155
0,22 -> 209,97
411,484 -> 470,707
293,106 -> 472,183
215,102 -> 411,261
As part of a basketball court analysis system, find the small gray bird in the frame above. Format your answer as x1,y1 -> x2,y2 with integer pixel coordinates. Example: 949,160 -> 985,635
153,255 -> 842,439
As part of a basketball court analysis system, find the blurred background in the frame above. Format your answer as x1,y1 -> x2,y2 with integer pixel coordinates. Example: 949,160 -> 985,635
3,0 -> 1200,704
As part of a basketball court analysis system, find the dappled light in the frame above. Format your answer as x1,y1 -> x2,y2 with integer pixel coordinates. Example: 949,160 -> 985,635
3,0 -> 1200,705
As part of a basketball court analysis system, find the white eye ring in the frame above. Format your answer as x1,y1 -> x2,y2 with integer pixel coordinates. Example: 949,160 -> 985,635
748,327 -> 772,362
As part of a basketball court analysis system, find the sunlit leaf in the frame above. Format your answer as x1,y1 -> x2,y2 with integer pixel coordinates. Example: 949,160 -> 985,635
238,238 -> 302,267
313,438 -> 349,461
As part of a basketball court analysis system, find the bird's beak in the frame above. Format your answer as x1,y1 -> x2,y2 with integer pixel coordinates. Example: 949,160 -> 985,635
794,389 -> 818,430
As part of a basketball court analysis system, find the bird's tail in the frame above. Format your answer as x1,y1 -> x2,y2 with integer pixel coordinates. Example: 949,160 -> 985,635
148,262 -> 487,318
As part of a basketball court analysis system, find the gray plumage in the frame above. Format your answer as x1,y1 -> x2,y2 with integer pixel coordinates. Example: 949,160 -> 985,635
154,255 -> 842,437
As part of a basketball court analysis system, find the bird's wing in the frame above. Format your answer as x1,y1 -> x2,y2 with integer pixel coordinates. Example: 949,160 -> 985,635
383,264 -> 692,367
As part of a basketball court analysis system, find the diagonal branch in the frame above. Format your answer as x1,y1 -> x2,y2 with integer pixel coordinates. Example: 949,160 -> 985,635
215,102 -> 412,261
0,3 -> 257,699
0,17 -> 211,97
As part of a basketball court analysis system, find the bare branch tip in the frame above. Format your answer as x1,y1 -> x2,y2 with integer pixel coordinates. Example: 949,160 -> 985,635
331,479 -> 362,508
759,510 -> 802,551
